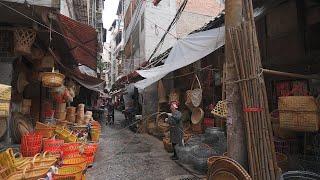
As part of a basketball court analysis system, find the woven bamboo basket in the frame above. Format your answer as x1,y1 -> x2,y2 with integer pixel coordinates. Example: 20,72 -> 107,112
57,103 -> 66,112
14,28 -> 36,55
186,75 -> 202,108
158,80 -> 167,103
53,165 -> 83,180
67,107 -> 76,114
41,72 -> 65,88
207,156 -> 222,170
0,165 -> 11,179
15,153 -> 57,171
55,111 -> 67,120
7,166 -> 49,180
191,107 -> 204,124
54,127 -> 77,143
0,102 -> 10,117
169,90 -> 180,103
211,100 -> 227,119
278,96 -> 319,132
163,137 -> 173,153
0,84 -> 11,101
158,122 -> 170,133
207,156 -> 251,180
66,114 -> 76,123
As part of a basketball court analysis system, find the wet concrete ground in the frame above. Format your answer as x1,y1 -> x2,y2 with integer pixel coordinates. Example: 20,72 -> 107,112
86,110 -> 189,180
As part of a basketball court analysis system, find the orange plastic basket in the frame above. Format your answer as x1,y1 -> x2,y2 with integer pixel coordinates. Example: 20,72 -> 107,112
83,143 -> 98,155
43,138 -> 64,155
84,154 -> 95,166
53,165 -> 83,180
61,142 -> 82,159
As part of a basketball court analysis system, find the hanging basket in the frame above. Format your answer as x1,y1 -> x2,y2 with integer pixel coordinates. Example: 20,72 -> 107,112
186,75 -> 202,108
169,89 -> 180,103
191,107 -> 204,125
278,96 -> 319,132
14,28 -> 36,55
41,72 -> 65,88
211,100 -> 227,119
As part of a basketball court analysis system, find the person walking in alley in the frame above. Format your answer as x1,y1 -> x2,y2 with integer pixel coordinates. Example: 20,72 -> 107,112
166,101 -> 183,160
106,99 -> 115,125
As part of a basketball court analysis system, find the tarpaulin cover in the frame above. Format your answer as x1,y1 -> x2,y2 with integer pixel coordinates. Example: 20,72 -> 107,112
57,14 -> 98,69
134,26 -> 225,90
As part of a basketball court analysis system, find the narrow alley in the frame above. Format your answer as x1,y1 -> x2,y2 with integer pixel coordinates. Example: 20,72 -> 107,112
86,111 -> 190,180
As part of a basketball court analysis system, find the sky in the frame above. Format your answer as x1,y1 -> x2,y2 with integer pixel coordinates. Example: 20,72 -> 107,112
103,0 -> 120,42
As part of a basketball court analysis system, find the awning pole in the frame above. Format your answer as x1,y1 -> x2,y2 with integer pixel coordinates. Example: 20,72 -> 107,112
262,68 -> 320,80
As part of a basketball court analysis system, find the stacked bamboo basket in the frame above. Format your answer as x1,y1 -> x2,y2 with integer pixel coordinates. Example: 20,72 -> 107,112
55,103 -> 66,120
226,1 -> 278,179
76,104 -> 85,124
66,107 -> 76,123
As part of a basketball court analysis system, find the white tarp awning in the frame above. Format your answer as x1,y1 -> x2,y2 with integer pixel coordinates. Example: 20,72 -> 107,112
134,26 -> 225,90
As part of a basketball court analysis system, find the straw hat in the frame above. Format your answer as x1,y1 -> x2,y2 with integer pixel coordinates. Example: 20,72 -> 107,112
191,107 -> 204,124
17,72 -> 29,93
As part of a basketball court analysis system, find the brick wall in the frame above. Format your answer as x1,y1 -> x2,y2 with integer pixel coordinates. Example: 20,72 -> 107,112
176,0 -> 224,38
177,0 -> 224,17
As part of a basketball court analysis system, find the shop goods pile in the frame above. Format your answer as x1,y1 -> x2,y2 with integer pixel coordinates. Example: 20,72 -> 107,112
0,120 -> 101,180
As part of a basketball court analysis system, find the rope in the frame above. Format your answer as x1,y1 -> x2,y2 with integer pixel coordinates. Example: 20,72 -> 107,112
224,68 -> 264,85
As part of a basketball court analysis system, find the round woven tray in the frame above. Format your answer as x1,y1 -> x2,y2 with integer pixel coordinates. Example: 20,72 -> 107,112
208,156 -> 251,180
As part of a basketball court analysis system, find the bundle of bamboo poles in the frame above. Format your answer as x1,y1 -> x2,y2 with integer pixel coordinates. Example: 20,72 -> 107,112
226,0 -> 279,179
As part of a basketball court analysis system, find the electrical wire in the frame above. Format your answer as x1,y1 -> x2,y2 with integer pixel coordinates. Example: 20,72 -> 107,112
146,0 -> 188,62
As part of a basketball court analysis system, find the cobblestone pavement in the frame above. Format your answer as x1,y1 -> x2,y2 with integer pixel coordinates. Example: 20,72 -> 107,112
86,110 -> 189,180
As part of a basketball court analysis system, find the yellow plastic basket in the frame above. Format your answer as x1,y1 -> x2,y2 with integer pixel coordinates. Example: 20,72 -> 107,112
62,156 -> 87,170
54,165 -> 83,180
55,127 -> 77,143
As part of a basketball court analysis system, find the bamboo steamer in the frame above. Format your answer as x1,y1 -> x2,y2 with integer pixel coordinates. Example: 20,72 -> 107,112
66,115 -> 76,123
57,103 -> 66,112
66,107 -> 76,114
78,104 -> 85,111
55,112 -> 67,120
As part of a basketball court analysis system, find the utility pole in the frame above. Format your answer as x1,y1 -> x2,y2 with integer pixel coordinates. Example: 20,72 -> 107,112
225,0 -> 248,168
